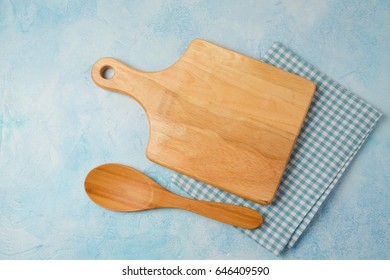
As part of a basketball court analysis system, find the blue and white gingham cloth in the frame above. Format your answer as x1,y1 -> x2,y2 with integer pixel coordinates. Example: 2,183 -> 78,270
170,43 -> 382,255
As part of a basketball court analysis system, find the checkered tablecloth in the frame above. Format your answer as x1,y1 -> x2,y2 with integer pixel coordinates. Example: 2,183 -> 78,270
170,42 -> 382,255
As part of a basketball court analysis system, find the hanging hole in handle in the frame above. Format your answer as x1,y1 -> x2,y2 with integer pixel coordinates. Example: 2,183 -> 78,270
100,66 -> 115,79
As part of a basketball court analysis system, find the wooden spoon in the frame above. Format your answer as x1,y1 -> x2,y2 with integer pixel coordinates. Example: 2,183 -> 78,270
84,164 -> 263,229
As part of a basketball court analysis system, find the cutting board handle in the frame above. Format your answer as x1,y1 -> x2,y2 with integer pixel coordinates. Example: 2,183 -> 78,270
91,57 -> 156,107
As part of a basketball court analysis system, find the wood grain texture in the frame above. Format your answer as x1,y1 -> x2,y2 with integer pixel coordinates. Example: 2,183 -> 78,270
85,164 -> 263,229
91,39 -> 316,204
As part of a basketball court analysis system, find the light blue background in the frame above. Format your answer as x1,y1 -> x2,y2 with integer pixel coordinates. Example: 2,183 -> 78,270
0,0 -> 389,259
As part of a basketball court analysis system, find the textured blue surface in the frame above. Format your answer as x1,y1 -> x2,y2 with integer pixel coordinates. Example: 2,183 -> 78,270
0,0 -> 389,259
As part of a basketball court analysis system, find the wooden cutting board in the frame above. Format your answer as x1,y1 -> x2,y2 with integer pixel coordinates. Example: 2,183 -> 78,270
91,39 -> 316,205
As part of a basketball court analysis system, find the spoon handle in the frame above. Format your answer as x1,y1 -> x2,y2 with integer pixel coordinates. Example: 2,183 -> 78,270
168,195 -> 263,229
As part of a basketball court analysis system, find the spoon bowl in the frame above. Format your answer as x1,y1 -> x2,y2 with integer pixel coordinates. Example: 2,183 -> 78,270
85,164 -> 155,211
